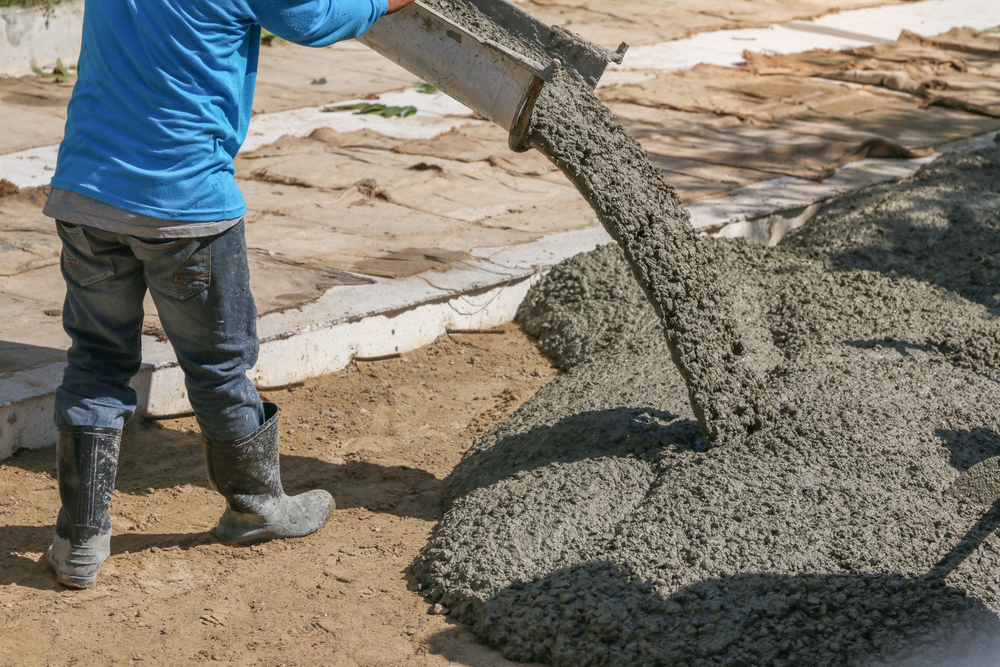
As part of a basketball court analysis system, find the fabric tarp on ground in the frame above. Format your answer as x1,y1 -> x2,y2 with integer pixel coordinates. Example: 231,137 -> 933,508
233,125 -> 589,279
0,75 -> 73,154
234,126 -> 576,226
600,27 -> 1000,190
742,27 -> 1000,117
515,0 -> 901,48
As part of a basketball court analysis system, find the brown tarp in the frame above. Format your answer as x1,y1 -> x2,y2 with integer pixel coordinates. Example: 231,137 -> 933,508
232,125 -> 588,280
0,75 -> 73,153
599,27 -> 1000,190
742,27 -> 1000,117
517,0 -> 902,48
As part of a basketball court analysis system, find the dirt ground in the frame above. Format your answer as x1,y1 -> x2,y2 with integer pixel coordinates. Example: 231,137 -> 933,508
0,324 -> 554,667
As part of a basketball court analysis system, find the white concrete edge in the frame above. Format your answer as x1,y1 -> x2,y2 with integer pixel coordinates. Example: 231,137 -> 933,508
698,130 -> 1000,244
0,224 -> 613,459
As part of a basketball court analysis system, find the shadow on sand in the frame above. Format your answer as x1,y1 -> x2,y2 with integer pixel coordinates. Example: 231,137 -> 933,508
0,420 -> 443,589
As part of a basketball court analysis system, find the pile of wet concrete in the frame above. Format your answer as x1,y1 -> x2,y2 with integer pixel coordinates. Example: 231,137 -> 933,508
427,0 -> 773,448
411,141 -> 1000,666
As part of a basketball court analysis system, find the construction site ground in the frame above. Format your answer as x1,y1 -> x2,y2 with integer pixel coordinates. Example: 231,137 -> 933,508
2,0 -> 1000,664
0,324 -> 556,666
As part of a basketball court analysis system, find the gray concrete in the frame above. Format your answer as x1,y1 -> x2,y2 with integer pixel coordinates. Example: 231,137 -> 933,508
527,70 -> 776,447
413,141 -> 1000,666
424,0 -> 775,446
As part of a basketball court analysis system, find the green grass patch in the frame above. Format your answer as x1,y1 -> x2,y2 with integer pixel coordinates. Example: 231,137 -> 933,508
321,102 -> 417,118
32,57 -> 74,82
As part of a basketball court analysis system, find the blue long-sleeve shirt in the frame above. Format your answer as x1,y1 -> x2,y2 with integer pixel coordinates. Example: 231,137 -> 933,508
46,0 -> 387,229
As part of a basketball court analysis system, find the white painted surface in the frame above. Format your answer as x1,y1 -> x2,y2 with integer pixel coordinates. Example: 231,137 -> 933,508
803,0 -> 1000,42
0,144 -> 60,188
0,1 -> 84,75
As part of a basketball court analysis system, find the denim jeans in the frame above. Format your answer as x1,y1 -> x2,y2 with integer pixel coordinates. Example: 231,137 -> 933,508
54,220 -> 265,441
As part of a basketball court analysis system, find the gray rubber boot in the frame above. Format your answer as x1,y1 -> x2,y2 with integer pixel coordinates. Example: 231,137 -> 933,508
46,426 -> 121,589
203,402 -> 334,544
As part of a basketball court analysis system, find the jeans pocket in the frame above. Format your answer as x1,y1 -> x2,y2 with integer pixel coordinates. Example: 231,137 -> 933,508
57,222 -> 116,287
132,236 -> 212,301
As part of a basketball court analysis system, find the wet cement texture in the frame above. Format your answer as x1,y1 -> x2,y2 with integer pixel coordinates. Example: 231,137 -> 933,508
413,141 -> 1000,666
424,0 -> 773,447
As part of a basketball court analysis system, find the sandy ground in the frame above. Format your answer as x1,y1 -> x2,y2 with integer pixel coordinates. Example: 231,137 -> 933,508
0,324 -> 553,667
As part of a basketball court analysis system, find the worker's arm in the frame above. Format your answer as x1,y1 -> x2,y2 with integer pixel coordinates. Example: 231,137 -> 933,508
248,0 -> 390,47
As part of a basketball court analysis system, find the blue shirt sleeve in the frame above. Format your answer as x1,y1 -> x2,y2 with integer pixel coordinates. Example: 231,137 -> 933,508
247,0 -> 388,47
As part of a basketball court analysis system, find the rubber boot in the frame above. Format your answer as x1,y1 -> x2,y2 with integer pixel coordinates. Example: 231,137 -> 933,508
203,402 -> 334,544
46,426 -> 122,589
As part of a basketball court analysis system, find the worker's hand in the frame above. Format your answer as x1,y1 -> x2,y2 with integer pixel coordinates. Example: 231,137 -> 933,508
385,0 -> 418,13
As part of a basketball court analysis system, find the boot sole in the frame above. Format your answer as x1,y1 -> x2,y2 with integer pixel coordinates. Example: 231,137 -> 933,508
216,512 -> 332,545
217,525 -> 324,546
56,576 -> 94,589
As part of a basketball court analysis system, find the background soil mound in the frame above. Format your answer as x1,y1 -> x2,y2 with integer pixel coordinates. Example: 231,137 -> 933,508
412,142 -> 1000,666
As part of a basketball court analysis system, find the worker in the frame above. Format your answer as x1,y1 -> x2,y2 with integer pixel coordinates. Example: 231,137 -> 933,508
41,0 -> 416,588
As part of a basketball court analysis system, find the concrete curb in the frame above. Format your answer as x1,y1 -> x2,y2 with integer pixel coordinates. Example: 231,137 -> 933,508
0,1 -> 83,76
0,226 -> 613,459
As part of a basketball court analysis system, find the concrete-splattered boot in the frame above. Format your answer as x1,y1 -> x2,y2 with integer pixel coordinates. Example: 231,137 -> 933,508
203,402 -> 334,544
46,427 -> 122,588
